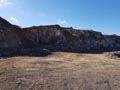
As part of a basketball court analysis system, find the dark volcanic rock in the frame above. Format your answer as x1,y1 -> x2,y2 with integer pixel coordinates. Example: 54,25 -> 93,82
0,17 -> 12,29
0,18 -> 22,48
21,26 -> 120,52
0,17 -> 120,57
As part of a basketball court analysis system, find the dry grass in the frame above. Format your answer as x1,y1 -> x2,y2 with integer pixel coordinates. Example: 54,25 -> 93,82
0,52 -> 120,90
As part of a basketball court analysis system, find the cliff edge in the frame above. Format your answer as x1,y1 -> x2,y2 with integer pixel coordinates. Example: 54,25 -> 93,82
0,17 -> 120,56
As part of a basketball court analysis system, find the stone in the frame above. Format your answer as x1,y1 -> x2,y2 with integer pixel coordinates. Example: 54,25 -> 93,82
0,17 -> 120,56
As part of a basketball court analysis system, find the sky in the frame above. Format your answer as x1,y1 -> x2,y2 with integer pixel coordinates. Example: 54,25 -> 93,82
0,0 -> 120,35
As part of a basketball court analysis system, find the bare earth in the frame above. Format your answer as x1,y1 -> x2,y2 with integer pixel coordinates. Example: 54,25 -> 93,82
0,52 -> 120,90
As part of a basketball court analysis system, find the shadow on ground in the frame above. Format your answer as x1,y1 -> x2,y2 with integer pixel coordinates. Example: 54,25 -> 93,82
0,47 -> 120,58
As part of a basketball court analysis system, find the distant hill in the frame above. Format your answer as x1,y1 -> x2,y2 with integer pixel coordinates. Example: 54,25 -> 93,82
0,17 -> 120,57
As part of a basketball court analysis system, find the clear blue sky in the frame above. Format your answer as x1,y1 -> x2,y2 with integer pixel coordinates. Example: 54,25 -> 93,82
0,0 -> 120,35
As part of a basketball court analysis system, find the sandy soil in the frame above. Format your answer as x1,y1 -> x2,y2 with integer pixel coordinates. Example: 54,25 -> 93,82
0,52 -> 120,90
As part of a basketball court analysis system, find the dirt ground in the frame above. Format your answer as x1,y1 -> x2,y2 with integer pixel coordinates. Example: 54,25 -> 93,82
0,52 -> 120,90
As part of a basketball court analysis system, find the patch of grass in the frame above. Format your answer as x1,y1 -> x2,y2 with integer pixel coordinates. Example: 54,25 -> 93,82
0,52 -> 120,90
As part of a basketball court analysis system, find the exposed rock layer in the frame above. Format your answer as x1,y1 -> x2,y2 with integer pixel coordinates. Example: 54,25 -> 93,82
0,17 -> 120,56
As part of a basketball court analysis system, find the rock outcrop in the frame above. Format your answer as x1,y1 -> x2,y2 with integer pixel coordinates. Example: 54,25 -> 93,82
0,17 -> 120,56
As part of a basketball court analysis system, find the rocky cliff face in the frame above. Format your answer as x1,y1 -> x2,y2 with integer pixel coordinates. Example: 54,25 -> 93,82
0,18 -> 22,48
0,17 -> 120,56
21,25 -> 120,52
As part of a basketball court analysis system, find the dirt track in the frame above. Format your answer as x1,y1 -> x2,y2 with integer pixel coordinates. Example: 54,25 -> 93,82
0,52 -> 120,90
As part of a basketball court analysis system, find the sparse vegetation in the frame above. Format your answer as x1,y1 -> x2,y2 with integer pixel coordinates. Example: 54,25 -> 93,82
0,52 -> 120,90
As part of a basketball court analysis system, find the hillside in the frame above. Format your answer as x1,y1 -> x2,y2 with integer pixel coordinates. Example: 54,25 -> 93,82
0,17 -> 120,57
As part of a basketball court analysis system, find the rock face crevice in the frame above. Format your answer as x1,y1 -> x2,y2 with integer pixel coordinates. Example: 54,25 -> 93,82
0,17 -> 120,56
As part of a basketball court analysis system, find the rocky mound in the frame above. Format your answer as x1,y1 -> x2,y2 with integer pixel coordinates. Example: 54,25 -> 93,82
0,17 -> 120,57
